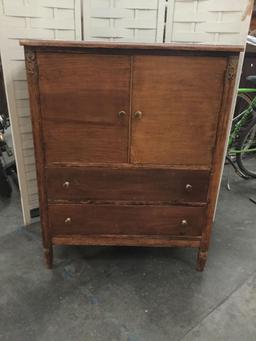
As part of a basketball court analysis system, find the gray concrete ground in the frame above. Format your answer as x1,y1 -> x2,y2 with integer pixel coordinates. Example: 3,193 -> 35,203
0,167 -> 256,341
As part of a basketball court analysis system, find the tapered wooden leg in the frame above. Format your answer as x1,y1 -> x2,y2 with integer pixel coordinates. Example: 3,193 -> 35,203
196,248 -> 208,272
44,244 -> 53,269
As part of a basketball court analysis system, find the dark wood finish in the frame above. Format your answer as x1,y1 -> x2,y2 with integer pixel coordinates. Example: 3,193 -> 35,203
38,52 -> 130,164
48,204 -> 206,236
22,40 -> 240,271
131,55 -> 227,166
46,166 -> 210,203
196,249 -> 208,272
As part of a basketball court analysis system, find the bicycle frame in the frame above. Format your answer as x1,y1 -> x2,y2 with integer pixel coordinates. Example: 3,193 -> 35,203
238,88 -> 256,94
228,94 -> 256,155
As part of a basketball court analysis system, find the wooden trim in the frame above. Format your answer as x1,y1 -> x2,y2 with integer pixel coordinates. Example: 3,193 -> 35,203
46,162 -> 211,171
52,235 -> 201,248
201,55 -> 239,250
24,47 -> 50,248
20,39 -> 243,53
128,56 -> 133,163
48,200 -> 207,207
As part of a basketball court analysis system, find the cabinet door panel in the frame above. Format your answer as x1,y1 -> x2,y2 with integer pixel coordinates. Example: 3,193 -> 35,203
131,55 -> 227,166
38,53 -> 131,164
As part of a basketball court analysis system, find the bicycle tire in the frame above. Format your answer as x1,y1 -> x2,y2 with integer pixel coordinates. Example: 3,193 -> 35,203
234,93 -> 252,120
236,115 -> 256,178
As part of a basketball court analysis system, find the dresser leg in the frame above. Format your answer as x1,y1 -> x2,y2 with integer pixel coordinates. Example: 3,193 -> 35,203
196,249 -> 208,272
44,245 -> 53,269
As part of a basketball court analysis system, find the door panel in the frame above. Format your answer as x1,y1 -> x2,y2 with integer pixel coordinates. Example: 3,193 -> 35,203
38,52 -> 131,164
131,55 -> 227,166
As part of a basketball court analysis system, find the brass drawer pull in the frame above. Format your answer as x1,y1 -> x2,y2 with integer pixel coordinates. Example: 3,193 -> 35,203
133,110 -> 143,119
65,217 -> 72,224
185,184 -> 192,192
63,181 -> 70,188
118,110 -> 127,118
181,219 -> 188,226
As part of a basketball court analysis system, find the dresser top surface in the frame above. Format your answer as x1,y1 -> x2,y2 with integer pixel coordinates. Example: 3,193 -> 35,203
20,39 -> 243,54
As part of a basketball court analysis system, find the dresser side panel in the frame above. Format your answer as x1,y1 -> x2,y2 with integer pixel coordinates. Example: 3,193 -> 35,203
24,47 -> 50,250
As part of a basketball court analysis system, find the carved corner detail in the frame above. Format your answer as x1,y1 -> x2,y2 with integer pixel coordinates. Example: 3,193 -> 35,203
227,57 -> 238,81
25,49 -> 37,75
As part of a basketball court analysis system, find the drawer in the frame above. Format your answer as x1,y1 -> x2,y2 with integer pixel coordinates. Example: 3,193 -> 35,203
46,167 -> 209,203
48,204 -> 206,236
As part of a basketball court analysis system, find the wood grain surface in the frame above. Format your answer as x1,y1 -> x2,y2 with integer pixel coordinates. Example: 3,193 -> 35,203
38,52 -> 131,164
46,166 -> 210,203
48,204 -> 206,236
131,55 -> 227,166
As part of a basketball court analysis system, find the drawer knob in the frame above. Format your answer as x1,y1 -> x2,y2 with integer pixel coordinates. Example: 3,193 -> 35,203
118,110 -> 127,118
65,217 -> 72,224
133,110 -> 143,119
181,219 -> 188,226
63,181 -> 70,188
185,184 -> 192,192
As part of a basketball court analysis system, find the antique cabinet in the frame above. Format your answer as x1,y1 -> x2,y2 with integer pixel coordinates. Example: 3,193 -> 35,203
21,40 -> 241,271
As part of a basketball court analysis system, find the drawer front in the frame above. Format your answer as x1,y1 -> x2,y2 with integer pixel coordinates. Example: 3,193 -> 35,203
46,167 -> 209,203
48,204 -> 206,236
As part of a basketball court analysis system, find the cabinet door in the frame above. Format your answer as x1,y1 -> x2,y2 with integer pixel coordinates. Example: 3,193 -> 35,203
131,55 -> 227,166
38,53 -> 131,164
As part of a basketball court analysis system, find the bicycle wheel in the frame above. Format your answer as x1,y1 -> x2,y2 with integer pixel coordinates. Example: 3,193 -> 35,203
234,93 -> 252,120
236,115 -> 256,178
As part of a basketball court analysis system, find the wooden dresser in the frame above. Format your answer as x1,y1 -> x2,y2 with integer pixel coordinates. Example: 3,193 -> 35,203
21,40 -> 242,271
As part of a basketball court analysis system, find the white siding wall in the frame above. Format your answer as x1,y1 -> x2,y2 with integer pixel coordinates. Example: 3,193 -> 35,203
0,0 -> 81,224
166,0 -> 251,44
83,0 -> 166,42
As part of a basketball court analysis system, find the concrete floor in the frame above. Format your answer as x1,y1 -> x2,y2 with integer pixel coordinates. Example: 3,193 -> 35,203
0,168 -> 256,341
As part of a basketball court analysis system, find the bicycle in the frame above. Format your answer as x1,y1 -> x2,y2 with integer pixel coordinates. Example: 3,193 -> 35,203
226,75 -> 256,187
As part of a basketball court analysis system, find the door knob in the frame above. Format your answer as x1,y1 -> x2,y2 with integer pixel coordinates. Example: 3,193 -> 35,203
133,110 -> 143,119
63,181 -> 70,188
118,110 -> 127,118
181,219 -> 188,226
185,184 -> 192,192
65,217 -> 72,224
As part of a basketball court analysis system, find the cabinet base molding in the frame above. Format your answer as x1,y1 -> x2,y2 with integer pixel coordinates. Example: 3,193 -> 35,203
52,235 -> 201,248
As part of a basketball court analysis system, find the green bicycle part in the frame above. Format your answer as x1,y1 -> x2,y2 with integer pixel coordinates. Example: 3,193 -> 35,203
228,106 -> 254,147
238,88 -> 256,94
229,147 -> 256,154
